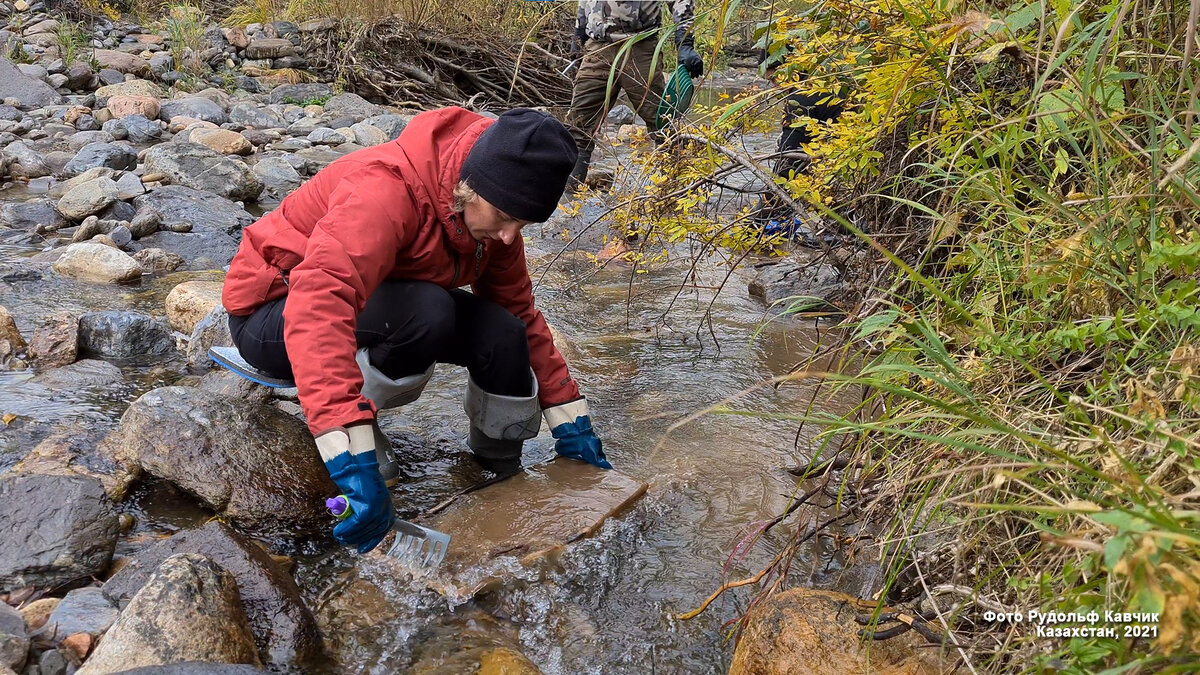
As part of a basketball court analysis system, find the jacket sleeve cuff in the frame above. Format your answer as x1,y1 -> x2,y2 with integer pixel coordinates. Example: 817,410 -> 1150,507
314,423 -> 376,462
543,397 -> 590,429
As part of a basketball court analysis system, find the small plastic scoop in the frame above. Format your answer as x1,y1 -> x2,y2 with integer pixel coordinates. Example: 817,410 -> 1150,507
327,496 -> 451,569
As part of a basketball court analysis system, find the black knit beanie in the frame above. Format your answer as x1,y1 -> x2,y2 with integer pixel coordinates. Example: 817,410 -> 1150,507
460,108 -> 578,223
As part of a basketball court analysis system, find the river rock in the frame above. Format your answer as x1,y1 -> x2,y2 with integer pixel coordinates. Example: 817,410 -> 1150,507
0,55 -> 63,108
244,39 -> 294,60
114,172 -> 145,200
19,597 -> 59,631
99,386 -> 337,536
748,257 -> 845,309
0,603 -> 28,672
65,131 -> 114,152
222,26 -> 250,50
143,143 -> 263,201
94,80 -> 165,104
189,128 -> 252,156
3,140 -> 51,178
164,281 -> 223,334
52,243 -> 142,283
322,93 -> 379,119
0,305 -> 27,368
44,586 -> 119,641
728,588 -> 956,674
28,311 -> 78,369
0,474 -> 118,593
133,185 -> 254,236
101,521 -> 324,668
120,114 -> 162,144
106,95 -> 159,120
0,199 -> 67,231
65,62 -> 94,90
131,248 -> 184,273
91,50 -> 151,77
159,97 -> 228,126
268,83 -> 331,106
348,122 -> 386,147
362,113 -> 410,140
135,230 -> 240,271
76,554 -> 262,674
250,156 -> 301,199
50,167 -> 119,199
62,142 -> 137,177
229,103 -> 284,130
30,359 -> 124,391
77,311 -> 173,358
56,177 -> 119,220
98,665 -> 266,674
185,306 -> 231,369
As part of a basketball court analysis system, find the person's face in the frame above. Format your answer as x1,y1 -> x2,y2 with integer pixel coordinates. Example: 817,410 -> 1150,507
462,197 -> 531,246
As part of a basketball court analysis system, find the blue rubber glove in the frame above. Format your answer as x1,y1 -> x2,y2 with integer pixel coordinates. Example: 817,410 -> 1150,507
316,424 -> 395,553
543,398 -> 612,470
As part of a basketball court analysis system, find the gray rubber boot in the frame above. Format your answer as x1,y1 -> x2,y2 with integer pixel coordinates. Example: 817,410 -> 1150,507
356,349 -> 436,487
463,372 -> 541,474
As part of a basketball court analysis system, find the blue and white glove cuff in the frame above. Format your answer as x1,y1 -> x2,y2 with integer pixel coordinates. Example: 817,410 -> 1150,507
543,398 -> 591,430
314,424 -> 376,462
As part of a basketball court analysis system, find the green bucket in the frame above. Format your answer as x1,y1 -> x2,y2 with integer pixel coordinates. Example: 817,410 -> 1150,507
655,64 -> 695,128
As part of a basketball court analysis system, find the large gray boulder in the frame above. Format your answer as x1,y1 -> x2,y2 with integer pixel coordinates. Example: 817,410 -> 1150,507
77,555 -> 262,674
132,185 -> 254,237
102,522 -> 324,668
99,387 -> 337,537
78,311 -> 175,359
3,140 -> 51,178
159,97 -> 228,125
132,230 -> 240,271
250,156 -> 301,200
321,93 -> 380,119
63,142 -> 138,177
0,474 -> 118,592
143,143 -> 263,202
0,56 -> 63,108
228,103 -> 284,130
0,199 -> 69,231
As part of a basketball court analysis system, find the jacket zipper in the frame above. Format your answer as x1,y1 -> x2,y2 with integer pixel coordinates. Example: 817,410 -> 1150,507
451,254 -> 460,286
474,242 -> 484,278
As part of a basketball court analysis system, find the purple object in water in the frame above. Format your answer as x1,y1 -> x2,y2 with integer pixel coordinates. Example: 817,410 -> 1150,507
326,495 -> 350,518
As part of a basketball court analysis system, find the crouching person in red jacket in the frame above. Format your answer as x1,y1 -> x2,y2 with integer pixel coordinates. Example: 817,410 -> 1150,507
220,107 -> 610,553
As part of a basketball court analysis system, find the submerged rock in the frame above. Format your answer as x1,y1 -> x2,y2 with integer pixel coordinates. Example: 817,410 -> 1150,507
102,521 -> 324,669
77,311 -> 174,358
0,474 -> 118,593
729,588 -> 957,675
99,386 -> 336,536
77,554 -> 261,674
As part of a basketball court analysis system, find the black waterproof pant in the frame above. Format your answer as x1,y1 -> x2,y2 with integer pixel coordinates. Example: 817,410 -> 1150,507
227,280 -> 533,398
775,89 -> 845,178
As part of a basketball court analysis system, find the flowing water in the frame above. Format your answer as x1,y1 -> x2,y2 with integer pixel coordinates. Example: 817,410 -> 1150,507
0,105 -> 874,673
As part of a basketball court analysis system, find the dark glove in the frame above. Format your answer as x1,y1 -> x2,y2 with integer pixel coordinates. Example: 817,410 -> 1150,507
317,424 -> 395,553
675,28 -> 703,78
543,398 -> 612,470
572,25 -> 588,55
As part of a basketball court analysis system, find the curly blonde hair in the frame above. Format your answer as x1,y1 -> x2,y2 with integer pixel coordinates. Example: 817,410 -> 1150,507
452,180 -> 477,212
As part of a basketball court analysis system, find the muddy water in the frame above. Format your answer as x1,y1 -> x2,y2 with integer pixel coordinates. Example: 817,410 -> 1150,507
0,115 -> 869,673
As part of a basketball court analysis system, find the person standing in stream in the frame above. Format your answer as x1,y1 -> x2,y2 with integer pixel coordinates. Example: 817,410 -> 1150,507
221,107 -> 612,554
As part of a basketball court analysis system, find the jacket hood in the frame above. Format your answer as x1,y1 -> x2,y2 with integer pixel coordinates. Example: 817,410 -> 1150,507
393,107 -> 494,255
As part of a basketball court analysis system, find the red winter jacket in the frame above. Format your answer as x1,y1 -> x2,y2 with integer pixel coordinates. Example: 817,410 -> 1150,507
222,107 -> 580,435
